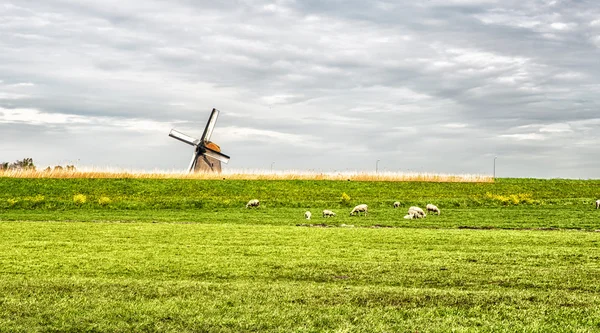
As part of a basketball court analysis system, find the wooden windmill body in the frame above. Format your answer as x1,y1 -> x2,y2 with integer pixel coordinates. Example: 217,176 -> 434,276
193,142 -> 222,173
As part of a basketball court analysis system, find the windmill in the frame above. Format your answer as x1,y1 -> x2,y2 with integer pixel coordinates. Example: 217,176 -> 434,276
169,108 -> 230,173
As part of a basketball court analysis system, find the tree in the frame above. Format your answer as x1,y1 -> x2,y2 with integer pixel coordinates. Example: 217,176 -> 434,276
8,158 -> 36,170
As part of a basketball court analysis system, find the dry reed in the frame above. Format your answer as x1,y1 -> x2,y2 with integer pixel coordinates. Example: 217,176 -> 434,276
0,168 -> 493,182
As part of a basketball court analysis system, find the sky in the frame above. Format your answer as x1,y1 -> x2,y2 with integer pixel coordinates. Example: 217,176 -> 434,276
1,0 -> 599,178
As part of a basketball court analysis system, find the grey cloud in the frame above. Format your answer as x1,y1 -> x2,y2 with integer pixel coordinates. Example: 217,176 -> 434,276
1,0 -> 599,177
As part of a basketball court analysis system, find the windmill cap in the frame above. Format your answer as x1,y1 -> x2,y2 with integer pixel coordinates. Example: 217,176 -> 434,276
206,141 -> 221,152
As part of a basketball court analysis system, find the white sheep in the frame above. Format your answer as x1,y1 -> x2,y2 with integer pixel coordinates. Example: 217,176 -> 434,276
350,204 -> 368,216
322,209 -> 336,217
596,200 -> 600,209
404,211 -> 425,220
426,204 -> 440,215
408,206 -> 426,218
393,201 -> 400,208
305,211 -> 312,219
245,199 -> 260,208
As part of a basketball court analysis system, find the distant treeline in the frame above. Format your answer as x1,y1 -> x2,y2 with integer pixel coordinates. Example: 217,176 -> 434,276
0,158 -> 76,171
1,158 -> 35,171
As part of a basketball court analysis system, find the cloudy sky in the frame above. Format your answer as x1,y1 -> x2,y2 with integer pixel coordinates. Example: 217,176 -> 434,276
1,0 -> 599,178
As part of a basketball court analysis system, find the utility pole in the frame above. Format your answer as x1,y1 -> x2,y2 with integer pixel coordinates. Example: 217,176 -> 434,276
271,161 -> 275,172
376,159 -> 380,174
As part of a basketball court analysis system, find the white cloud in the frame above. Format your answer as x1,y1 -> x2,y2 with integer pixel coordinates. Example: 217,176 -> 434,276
217,126 -> 324,148
0,107 -> 88,125
443,123 -> 468,128
445,47 -> 528,68
539,123 -> 572,133
554,71 -> 586,80
474,12 -> 542,29
0,107 -> 173,133
550,22 -> 574,30
389,126 -> 419,135
261,94 -> 303,105
0,92 -> 28,99
499,133 -> 546,141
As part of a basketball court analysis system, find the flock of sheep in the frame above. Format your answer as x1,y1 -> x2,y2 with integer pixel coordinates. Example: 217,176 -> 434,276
245,199 -> 442,220
312,204 -> 369,218
247,199 -> 600,219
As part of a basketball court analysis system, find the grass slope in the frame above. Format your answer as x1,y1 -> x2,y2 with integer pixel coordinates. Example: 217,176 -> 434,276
1,178 -> 599,210
1,178 -> 600,331
1,222 -> 600,332
1,178 -> 599,229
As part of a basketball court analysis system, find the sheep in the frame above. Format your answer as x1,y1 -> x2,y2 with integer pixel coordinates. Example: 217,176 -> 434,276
393,201 -> 400,208
245,199 -> 260,208
426,204 -> 441,215
305,211 -> 312,219
408,206 -> 426,218
596,200 -> 600,209
404,211 -> 425,220
322,209 -> 336,217
350,204 -> 368,216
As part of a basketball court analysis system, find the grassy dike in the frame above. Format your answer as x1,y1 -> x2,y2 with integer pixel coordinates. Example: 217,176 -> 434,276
0,178 -> 599,331
1,178 -> 599,229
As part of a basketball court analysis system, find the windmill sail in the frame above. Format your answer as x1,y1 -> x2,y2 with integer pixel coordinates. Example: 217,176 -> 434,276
201,108 -> 219,142
187,152 -> 199,172
204,146 -> 230,164
169,130 -> 199,146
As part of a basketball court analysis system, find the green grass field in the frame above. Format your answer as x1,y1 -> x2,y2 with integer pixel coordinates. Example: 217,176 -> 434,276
1,178 -> 600,331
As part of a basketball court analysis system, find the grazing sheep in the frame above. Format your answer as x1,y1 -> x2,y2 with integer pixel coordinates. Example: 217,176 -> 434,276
596,200 -> 600,209
393,201 -> 400,208
245,199 -> 260,208
305,211 -> 312,219
404,211 -> 425,220
350,204 -> 368,216
322,209 -> 336,217
408,206 -> 426,218
426,204 -> 441,215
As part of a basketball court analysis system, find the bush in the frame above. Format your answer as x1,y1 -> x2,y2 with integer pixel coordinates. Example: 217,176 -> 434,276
485,193 -> 535,206
341,192 -> 352,206
28,195 -> 45,208
98,196 -> 111,206
73,194 -> 87,205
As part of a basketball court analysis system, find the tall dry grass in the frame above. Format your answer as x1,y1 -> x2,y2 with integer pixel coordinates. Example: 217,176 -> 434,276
0,168 -> 493,182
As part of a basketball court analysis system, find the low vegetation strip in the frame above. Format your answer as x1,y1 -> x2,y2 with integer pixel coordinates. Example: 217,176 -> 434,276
0,222 -> 599,332
0,169 -> 493,182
